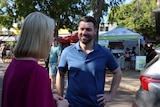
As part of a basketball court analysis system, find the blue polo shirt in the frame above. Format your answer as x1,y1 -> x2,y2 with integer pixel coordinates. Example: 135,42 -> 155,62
58,42 -> 118,107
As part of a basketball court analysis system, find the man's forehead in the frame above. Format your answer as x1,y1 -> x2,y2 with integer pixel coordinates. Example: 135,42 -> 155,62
78,21 -> 94,28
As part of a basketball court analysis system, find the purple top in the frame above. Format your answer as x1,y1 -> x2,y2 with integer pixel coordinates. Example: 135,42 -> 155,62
2,58 -> 56,107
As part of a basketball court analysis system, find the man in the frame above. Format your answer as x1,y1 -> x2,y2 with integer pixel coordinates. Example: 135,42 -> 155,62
56,16 -> 122,107
49,38 -> 61,91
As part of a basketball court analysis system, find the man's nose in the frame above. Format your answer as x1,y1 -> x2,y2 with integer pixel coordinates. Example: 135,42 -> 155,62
82,29 -> 88,34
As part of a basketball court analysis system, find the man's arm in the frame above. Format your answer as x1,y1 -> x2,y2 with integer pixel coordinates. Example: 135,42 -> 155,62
109,67 -> 122,97
58,56 -> 61,64
56,70 -> 65,97
97,67 -> 122,105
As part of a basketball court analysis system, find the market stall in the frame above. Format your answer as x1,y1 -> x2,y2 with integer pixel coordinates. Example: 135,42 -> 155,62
98,27 -> 145,70
58,32 -> 79,49
98,27 -> 143,55
58,32 -> 79,43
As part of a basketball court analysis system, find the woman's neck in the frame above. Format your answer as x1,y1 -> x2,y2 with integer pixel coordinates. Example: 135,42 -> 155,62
15,57 -> 38,62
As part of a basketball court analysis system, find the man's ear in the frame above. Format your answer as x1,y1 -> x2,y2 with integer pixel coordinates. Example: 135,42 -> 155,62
94,28 -> 98,34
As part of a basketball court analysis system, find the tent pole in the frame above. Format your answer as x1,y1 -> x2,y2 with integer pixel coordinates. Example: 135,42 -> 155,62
138,38 -> 140,55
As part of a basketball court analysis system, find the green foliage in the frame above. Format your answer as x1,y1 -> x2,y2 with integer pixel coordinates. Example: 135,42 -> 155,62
0,0 -> 89,32
0,0 -> 125,38
108,0 -> 157,40
0,15 -> 12,28
0,0 -> 15,28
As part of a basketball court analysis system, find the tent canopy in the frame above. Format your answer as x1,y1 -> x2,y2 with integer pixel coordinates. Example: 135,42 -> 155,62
98,27 -> 142,55
0,36 -> 19,42
99,27 -> 140,40
58,32 -> 79,43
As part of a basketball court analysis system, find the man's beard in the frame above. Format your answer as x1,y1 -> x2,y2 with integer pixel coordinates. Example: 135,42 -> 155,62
80,34 -> 93,45
82,38 -> 92,45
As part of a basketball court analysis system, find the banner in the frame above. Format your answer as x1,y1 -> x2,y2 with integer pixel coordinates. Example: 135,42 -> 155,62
135,56 -> 146,70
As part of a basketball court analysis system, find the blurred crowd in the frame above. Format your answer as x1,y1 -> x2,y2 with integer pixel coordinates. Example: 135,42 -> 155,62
0,42 -> 14,63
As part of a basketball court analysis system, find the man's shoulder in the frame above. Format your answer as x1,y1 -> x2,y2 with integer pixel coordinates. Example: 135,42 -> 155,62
64,44 -> 76,50
95,43 -> 110,52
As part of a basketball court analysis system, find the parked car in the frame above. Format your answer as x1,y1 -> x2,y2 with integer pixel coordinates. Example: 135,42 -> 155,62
132,47 -> 160,107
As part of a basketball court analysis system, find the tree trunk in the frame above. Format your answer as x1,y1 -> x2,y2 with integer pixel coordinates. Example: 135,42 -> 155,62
93,0 -> 104,42
155,11 -> 160,40
54,18 -> 61,40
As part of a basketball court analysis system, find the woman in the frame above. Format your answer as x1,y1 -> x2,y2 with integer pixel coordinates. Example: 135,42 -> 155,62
1,12 -> 69,107
0,43 -> 3,63
125,47 -> 131,70
131,47 -> 137,70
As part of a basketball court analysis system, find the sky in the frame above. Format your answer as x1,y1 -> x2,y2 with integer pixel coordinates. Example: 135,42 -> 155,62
124,0 -> 132,4
102,0 -> 132,23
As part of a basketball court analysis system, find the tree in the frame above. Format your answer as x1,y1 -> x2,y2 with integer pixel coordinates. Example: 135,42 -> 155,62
91,0 -> 125,41
108,0 -> 157,40
0,0 -> 125,40
0,0 -> 89,37
0,0 -> 16,29
0,15 -> 13,29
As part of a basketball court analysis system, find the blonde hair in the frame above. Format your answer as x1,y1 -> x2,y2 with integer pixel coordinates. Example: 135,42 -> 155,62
14,12 -> 55,59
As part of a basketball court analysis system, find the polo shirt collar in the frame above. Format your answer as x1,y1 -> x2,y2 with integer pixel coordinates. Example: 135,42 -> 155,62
75,41 -> 99,51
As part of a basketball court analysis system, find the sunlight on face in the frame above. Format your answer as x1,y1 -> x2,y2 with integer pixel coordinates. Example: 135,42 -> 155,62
78,21 -> 96,45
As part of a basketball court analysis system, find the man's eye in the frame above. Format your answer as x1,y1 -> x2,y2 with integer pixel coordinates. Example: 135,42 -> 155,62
80,28 -> 92,31
86,28 -> 92,31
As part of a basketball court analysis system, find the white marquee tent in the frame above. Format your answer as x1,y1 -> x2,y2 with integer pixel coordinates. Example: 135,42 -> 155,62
98,27 -> 144,55
0,36 -> 19,42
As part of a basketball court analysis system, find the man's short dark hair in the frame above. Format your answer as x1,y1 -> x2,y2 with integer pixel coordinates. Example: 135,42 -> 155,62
78,16 -> 97,28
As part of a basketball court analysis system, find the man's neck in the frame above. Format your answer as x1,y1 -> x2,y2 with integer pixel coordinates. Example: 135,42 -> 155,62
79,41 -> 94,54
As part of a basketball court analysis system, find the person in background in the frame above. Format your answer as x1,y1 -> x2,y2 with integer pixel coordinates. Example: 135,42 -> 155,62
45,56 -> 49,71
1,43 -> 6,63
146,43 -> 157,63
0,43 -> 3,63
56,16 -> 122,107
49,38 -> 62,92
1,12 -> 69,107
131,47 -> 137,70
9,45 -> 14,59
125,47 -> 131,70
